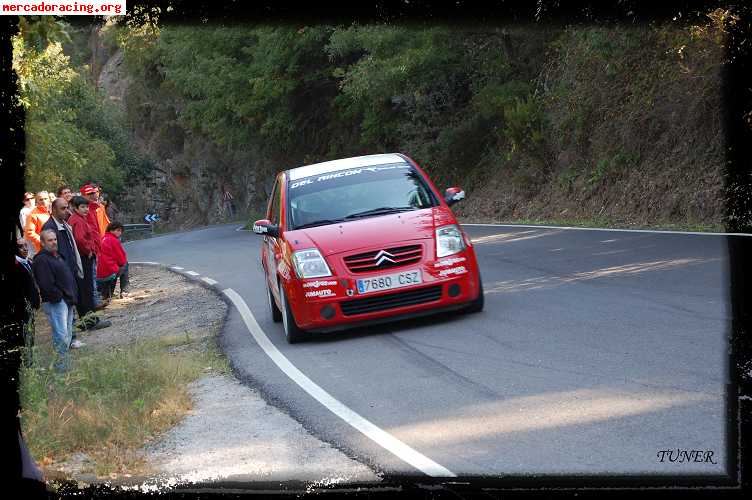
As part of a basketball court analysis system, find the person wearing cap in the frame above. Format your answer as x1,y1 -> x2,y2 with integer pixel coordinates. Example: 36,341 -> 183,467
81,184 -> 110,238
81,184 -> 109,308
23,191 -> 52,257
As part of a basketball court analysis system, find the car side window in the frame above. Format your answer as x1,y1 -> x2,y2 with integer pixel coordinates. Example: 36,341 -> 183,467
269,178 -> 281,225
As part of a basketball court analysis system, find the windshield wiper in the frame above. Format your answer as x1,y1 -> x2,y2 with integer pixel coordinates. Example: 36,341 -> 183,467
294,207 -> 417,229
344,206 -> 416,220
294,218 -> 347,230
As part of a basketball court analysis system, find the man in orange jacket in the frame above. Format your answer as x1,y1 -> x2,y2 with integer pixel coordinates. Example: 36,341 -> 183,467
23,191 -> 51,257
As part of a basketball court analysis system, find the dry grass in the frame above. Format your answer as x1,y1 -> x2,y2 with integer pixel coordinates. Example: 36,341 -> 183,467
20,336 -> 228,477
19,266 -> 230,480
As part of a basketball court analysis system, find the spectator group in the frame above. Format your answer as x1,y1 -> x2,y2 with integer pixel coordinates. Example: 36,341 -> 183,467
14,184 -> 129,373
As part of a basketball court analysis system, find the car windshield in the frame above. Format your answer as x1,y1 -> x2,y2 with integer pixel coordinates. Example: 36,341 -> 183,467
286,163 -> 438,230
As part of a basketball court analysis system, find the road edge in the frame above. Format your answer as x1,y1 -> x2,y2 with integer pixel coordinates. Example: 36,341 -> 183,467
130,261 -> 456,478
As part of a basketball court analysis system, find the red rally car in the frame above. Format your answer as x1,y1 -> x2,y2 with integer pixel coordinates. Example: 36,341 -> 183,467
253,153 -> 484,343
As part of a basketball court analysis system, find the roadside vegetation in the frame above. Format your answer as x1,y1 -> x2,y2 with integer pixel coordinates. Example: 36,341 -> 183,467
20,329 -> 229,477
118,13 -> 730,230
12,17 -> 152,208
14,9 -> 737,230
18,271 -> 230,479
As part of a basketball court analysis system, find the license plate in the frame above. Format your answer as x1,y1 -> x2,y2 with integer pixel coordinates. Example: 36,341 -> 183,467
356,270 -> 422,294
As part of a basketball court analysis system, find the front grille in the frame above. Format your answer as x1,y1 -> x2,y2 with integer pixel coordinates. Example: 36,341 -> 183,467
344,244 -> 423,273
340,285 -> 442,316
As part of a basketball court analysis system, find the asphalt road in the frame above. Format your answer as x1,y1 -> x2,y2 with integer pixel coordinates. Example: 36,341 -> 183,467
126,223 -> 730,477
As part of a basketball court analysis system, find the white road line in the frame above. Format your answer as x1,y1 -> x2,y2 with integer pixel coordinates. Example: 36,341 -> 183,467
222,288 -> 456,478
170,266 -> 184,270
461,223 -> 752,237
186,271 -> 200,276
201,277 -> 218,285
130,261 -> 160,265
236,225 -> 250,232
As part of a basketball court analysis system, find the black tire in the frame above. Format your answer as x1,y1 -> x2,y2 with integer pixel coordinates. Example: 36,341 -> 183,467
268,284 -> 282,323
465,274 -> 484,313
279,284 -> 305,344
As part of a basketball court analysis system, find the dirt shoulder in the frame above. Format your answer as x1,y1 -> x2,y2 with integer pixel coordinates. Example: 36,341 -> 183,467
76,265 -> 226,349
28,265 -> 379,488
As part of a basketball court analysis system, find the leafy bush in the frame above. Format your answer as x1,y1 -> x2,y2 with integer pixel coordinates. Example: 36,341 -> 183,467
503,96 -> 544,160
14,20 -> 149,197
588,158 -> 611,186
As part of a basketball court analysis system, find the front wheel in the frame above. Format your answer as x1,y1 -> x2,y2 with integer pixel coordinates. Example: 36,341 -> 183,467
268,284 -> 282,323
465,274 -> 484,313
280,284 -> 305,344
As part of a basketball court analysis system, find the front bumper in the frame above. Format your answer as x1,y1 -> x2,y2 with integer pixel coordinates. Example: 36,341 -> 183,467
285,251 -> 481,331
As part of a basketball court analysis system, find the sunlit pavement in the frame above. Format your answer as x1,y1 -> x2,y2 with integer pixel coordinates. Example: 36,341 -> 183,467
127,223 -> 729,477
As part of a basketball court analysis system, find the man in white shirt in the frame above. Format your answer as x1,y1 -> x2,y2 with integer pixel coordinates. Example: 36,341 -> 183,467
19,192 -> 34,228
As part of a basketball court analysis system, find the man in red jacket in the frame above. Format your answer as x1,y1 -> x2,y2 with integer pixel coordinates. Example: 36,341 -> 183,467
81,183 -> 110,237
80,184 -> 108,308
68,196 -> 111,331
96,222 -> 129,300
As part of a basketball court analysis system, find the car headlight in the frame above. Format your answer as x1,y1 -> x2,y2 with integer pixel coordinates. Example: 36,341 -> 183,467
292,248 -> 332,278
436,224 -> 466,258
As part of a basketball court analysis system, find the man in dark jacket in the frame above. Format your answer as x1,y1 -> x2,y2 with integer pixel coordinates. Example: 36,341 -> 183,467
41,199 -> 82,278
32,229 -> 78,373
42,198 -> 100,342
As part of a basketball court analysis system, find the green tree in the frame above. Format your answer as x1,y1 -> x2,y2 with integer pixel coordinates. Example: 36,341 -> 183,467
18,16 -> 72,52
14,20 -> 148,197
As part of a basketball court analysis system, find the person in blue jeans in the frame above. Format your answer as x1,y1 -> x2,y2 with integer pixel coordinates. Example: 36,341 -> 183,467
31,229 -> 78,373
93,258 -> 104,307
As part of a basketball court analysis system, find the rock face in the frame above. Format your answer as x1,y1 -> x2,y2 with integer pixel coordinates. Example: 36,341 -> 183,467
97,49 -> 131,113
115,131 -> 261,229
95,41 -> 263,228
89,24 -> 114,86
152,131 -> 260,229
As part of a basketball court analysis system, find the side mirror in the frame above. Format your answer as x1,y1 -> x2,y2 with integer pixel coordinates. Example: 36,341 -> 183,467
444,187 -> 465,206
252,219 -> 280,237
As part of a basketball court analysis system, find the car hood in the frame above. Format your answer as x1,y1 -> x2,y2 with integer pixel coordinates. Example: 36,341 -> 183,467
285,207 -> 457,256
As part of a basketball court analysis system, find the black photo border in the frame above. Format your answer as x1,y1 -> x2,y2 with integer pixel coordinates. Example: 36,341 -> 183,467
1,0 -> 750,498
